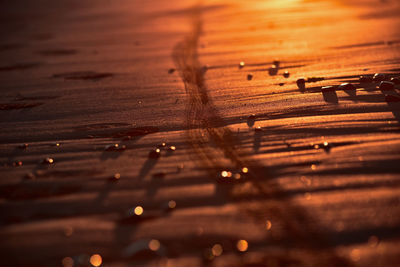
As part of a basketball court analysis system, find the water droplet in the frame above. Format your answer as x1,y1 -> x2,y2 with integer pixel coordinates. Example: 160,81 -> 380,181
247,74 -> 253,80
236,240 -> 248,252
148,148 -> 161,159
211,244 -> 223,256
390,77 -> 400,84
42,157 -> 54,164
239,61 -> 245,68
283,71 -> 290,78
148,239 -> 161,251
90,254 -> 102,266
379,81 -> 394,91
373,73 -> 386,82
62,257 -> 74,267
265,220 -> 272,230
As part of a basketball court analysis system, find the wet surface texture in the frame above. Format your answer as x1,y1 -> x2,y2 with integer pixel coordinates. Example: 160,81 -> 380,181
0,0 -> 400,266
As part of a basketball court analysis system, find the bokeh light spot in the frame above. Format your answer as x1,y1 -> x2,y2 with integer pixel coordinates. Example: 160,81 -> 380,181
134,206 -> 143,216
148,239 -> 161,251
90,254 -> 102,267
212,244 -> 223,256
237,240 -> 248,252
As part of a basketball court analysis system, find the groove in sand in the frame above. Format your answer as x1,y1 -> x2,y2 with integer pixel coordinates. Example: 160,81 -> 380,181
172,6 -> 353,265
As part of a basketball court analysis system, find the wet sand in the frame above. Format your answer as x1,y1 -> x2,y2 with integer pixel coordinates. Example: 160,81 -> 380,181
1,0 -> 400,266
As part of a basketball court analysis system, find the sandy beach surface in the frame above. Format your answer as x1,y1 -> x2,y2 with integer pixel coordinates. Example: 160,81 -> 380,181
1,0 -> 400,266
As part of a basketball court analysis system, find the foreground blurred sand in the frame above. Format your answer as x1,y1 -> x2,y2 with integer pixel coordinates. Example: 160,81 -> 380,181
0,0 -> 400,266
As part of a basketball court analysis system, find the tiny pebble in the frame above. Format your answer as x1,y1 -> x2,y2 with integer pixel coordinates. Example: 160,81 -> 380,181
168,68 -> 175,74
359,75 -> 372,83
254,126 -> 263,132
279,83 -> 284,86
385,95 -> 400,102
110,173 -> 121,181
296,78 -> 306,91
148,148 -> 161,159
373,73 -> 386,82
272,60 -> 280,68
269,64 -> 278,75
390,77 -> 400,84
167,146 -> 176,152
105,144 -> 126,151
157,142 -> 167,148
247,74 -> 253,80
239,61 -> 245,68
41,157 -> 54,164
248,114 -> 256,120
283,71 -> 290,78
379,81 -> 394,91
321,86 -> 335,92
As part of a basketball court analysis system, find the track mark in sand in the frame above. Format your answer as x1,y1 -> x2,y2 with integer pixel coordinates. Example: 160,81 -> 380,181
173,6 -> 353,266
